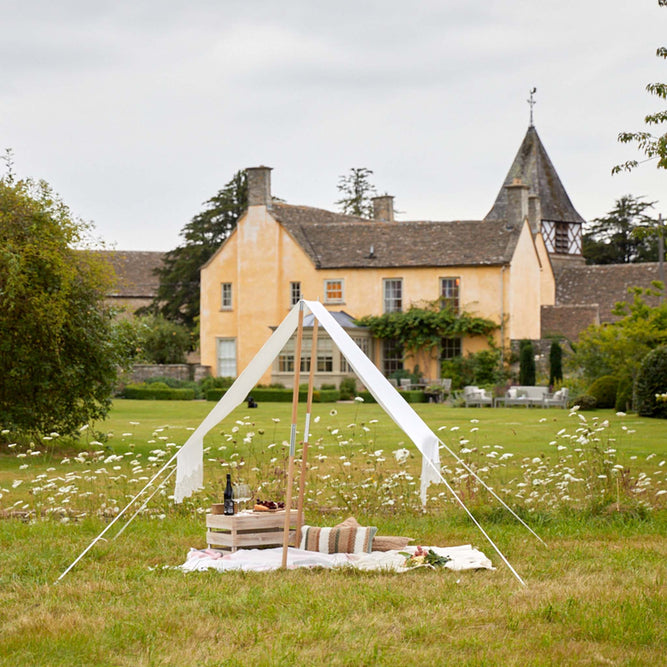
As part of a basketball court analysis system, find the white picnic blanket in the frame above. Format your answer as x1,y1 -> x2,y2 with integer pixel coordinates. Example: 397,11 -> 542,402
180,545 -> 494,573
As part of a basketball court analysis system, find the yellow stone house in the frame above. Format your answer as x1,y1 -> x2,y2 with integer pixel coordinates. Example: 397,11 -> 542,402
200,128 -> 567,387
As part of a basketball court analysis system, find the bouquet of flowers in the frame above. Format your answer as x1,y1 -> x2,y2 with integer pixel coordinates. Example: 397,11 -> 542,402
400,546 -> 451,568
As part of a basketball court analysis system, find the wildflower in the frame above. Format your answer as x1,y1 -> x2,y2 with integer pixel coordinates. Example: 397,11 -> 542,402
394,448 -> 410,464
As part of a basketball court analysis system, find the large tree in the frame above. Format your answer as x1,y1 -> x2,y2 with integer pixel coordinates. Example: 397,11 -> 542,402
151,170 -> 247,328
335,167 -> 377,218
613,0 -> 667,174
582,195 -> 658,264
0,166 -> 121,436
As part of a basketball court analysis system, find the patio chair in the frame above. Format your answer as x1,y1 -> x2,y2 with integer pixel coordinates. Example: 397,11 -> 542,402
543,387 -> 569,408
463,385 -> 493,407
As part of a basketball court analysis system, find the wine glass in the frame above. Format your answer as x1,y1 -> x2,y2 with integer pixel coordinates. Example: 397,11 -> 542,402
232,483 -> 252,512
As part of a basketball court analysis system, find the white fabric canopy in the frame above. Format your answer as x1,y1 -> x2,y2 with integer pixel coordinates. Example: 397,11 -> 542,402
174,300 -> 440,503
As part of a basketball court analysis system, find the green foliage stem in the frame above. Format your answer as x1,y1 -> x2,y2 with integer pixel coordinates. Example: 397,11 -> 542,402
355,304 -> 498,354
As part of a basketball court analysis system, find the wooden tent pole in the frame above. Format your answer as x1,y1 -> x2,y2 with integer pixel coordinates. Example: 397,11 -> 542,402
295,317 -> 318,548
282,303 -> 304,569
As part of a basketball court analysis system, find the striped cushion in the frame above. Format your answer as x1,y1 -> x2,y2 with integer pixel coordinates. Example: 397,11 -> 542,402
299,525 -> 377,554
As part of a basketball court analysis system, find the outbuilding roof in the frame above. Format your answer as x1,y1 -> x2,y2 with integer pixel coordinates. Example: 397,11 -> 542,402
90,250 -> 164,298
270,203 -> 522,269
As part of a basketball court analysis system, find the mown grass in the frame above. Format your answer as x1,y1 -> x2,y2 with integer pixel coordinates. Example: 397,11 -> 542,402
1,400 -> 666,665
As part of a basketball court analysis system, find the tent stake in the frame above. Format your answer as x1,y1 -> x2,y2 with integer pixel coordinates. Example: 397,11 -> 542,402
282,302 -> 305,568
295,318 -> 319,548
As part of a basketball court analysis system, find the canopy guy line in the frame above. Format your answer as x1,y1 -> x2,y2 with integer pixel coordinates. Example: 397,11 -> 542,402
56,452 -> 180,583
113,465 -> 177,541
436,438 -> 547,547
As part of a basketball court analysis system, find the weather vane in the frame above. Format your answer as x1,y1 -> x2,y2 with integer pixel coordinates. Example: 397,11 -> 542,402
527,87 -> 537,126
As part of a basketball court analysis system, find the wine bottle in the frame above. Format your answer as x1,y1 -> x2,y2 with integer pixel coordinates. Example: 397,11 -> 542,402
224,473 -> 234,515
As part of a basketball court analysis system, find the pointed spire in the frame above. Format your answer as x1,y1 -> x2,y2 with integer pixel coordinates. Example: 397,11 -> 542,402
484,125 -> 585,225
527,87 -> 537,127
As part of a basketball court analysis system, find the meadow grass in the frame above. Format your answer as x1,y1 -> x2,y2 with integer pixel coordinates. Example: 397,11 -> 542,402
1,400 -> 666,665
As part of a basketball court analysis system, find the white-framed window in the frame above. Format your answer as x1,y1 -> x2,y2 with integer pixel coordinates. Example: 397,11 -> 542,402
324,279 -> 344,304
440,277 -> 460,312
290,281 -> 301,306
341,336 -> 371,373
221,283 -> 232,310
440,337 -> 462,360
216,338 -> 236,377
382,339 -> 404,377
383,278 -> 403,313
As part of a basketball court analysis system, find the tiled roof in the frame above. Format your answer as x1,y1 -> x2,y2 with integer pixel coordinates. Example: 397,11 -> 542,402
270,203 -> 522,269
484,125 -> 585,225
556,263 -> 660,322
90,250 -> 165,297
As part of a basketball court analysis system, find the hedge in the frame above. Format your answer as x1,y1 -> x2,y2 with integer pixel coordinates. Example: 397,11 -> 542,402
122,385 -> 195,400
209,388 -> 341,403
206,388 -> 227,402
357,390 -> 425,404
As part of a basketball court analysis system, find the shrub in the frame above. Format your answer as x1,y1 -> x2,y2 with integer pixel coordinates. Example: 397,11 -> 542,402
240,388 -> 338,403
121,383 -> 195,400
320,383 -> 336,390
339,377 -> 356,400
615,376 -> 633,412
570,394 -> 597,411
318,389 -> 341,403
200,376 -> 235,394
548,341 -> 563,386
144,376 -> 201,398
635,345 -> 667,418
359,389 -> 424,403
441,348 -> 506,390
587,375 -> 619,409
519,340 -> 536,386
206,388 -> 227,401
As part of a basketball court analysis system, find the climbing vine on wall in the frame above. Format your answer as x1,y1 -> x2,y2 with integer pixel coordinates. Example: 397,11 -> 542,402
355,303 -> 498,354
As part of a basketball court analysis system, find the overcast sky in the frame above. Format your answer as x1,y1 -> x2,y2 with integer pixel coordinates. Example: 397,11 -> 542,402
2,1 -> 665,251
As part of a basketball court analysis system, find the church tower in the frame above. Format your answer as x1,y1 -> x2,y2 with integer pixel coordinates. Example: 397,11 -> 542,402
484,121 -> 586,270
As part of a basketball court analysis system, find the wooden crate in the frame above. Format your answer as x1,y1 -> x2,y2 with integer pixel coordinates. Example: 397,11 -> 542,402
206,510 -> 298,552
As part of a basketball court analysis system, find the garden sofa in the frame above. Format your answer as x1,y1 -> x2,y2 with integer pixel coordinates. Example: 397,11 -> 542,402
498,386 -> 548,407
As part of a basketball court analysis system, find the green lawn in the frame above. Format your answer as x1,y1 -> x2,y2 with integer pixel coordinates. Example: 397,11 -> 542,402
1,400 -> 666,665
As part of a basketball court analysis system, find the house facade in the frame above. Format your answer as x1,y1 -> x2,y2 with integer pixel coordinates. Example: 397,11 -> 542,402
200,164 -> 555,387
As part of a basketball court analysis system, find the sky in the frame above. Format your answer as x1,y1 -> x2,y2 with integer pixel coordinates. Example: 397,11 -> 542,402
2,1 -> 665,251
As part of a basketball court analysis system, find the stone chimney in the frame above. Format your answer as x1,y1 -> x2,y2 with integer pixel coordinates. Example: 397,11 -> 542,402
246,166 -> 272,207
528,194 -> 542,235
372,195 -> 394,222
505,178 -> 529,228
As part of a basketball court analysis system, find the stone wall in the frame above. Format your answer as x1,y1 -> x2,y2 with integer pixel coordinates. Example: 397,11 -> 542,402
127,364 -> 211,384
